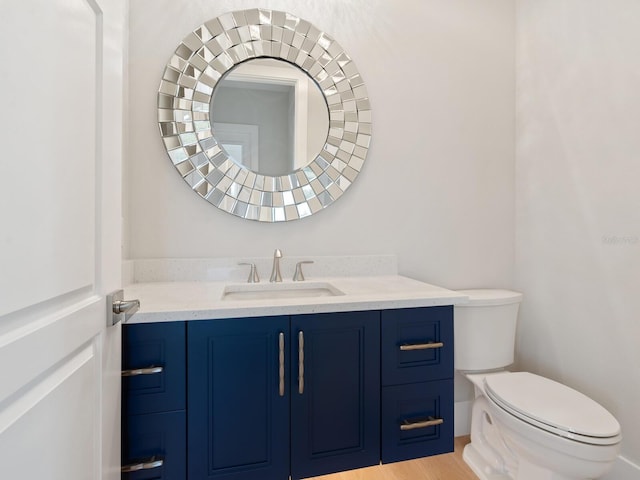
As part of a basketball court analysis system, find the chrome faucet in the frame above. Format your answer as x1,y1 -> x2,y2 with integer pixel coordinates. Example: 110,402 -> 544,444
293,261 -> 314,281
270,249 -> 283,282
238,262 -> 260,283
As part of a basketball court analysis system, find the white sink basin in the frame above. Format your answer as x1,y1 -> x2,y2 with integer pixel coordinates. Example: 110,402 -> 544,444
221,282 -> 345,301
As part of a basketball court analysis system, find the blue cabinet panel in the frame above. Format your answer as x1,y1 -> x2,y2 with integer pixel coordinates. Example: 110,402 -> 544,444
122,410 -> 186,480
290,311 -> 380,480
381,379 -> 454,463
381,306 -> 453,386
187,317 -> 290,480
123,322 -> 186,415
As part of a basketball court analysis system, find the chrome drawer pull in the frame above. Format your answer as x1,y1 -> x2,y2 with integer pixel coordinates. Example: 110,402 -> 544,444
400,416 -> 444,431
121,366 -> 164,377
121,455 -> 164,472
279,332 -> 285,397
399,342 -> 444,351
298,331 -> 304,395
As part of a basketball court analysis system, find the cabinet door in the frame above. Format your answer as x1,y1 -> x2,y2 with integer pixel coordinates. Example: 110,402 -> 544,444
188,317 -> 290,480
290,311 -> 380,480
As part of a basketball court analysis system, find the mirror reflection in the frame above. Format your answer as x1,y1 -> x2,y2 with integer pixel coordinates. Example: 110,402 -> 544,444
210,58 -> 329,176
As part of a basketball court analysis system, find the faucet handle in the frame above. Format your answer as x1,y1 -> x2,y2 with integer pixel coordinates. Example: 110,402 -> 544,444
293,261 -> 314,282
238,263 -> 260,283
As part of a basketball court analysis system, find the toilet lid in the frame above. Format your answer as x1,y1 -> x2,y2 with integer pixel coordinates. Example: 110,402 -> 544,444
484,372 -> 621,443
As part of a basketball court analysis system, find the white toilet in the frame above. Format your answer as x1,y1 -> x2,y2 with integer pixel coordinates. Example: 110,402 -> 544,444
455,289 -> 621,480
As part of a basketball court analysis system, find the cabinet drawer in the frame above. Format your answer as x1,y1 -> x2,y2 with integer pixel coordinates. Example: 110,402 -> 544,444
381,379 -> 454,463
122,410 -> 186,480
381,306 -> 453,386
123,322 -> 186,415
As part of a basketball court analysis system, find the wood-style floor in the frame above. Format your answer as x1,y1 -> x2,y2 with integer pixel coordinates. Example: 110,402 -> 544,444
307,436 -> 479,480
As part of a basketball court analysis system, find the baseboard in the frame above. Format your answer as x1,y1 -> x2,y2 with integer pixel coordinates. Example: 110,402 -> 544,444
602,454 -> 640,480
454,400 -> 472,437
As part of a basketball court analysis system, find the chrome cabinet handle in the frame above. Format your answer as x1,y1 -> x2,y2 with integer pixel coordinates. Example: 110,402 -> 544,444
399,342 -> 444,351
121,455 -> 164,473
278,332 -> 285,397
298,331 -> 304,394
400,416 -> 444,431
121,366 -> 163,377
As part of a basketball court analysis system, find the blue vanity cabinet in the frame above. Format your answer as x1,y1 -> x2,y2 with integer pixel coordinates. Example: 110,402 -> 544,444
187,316 -> 290,480
121,305 -> 454,480
187,311 -> 380,480
290,311 -> 380,479
380,306 -> 454,463
122,321 -> 187,480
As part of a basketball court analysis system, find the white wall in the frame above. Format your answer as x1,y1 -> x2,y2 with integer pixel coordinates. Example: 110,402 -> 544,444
515,0 -> 640,475
125,0 -> 515,293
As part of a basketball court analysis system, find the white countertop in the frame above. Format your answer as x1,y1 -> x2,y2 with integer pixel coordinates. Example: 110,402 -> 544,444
124,275 -> 468,323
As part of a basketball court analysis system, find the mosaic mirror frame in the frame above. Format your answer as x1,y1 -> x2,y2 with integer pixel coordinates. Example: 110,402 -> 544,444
157,9 -> 372,222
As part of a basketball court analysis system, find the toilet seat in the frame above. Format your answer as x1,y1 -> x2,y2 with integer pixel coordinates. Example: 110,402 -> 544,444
484,372 -> 621,446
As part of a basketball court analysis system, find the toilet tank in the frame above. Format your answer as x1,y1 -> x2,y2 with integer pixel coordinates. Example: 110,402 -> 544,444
454,289 -> 523,372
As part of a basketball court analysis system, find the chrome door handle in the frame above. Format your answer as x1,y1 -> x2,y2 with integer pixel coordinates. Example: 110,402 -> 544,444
121,366 -> 163,377
399,342 -> 444,351
121,455 -> 164,473
107,289 -> 140,326
278,332 -> 285,397
400,416 -> 444,431
113,299 -> 141,315
298,331 -> 304,395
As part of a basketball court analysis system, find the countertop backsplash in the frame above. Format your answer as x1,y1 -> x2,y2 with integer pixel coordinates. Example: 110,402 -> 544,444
123,254 -> 398,285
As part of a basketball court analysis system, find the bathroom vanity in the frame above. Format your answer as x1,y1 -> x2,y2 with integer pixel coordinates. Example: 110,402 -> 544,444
121,261 -> 467,480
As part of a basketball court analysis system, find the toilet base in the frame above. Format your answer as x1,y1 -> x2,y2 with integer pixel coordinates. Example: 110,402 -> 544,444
464,430 -> 592,480
515,458 -> 578,480
464,393 -> 518,479
463,443 -> 510,480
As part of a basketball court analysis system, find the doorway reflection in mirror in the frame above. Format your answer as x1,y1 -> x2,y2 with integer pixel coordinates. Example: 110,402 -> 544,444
210,58 -> 329,176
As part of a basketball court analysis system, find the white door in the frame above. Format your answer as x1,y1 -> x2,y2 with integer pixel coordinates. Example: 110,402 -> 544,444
0,1 -> 126,479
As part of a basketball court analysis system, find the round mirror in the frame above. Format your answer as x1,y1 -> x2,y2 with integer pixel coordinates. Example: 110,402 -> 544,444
211,58 -> 329,176
157,9 -> 372,222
